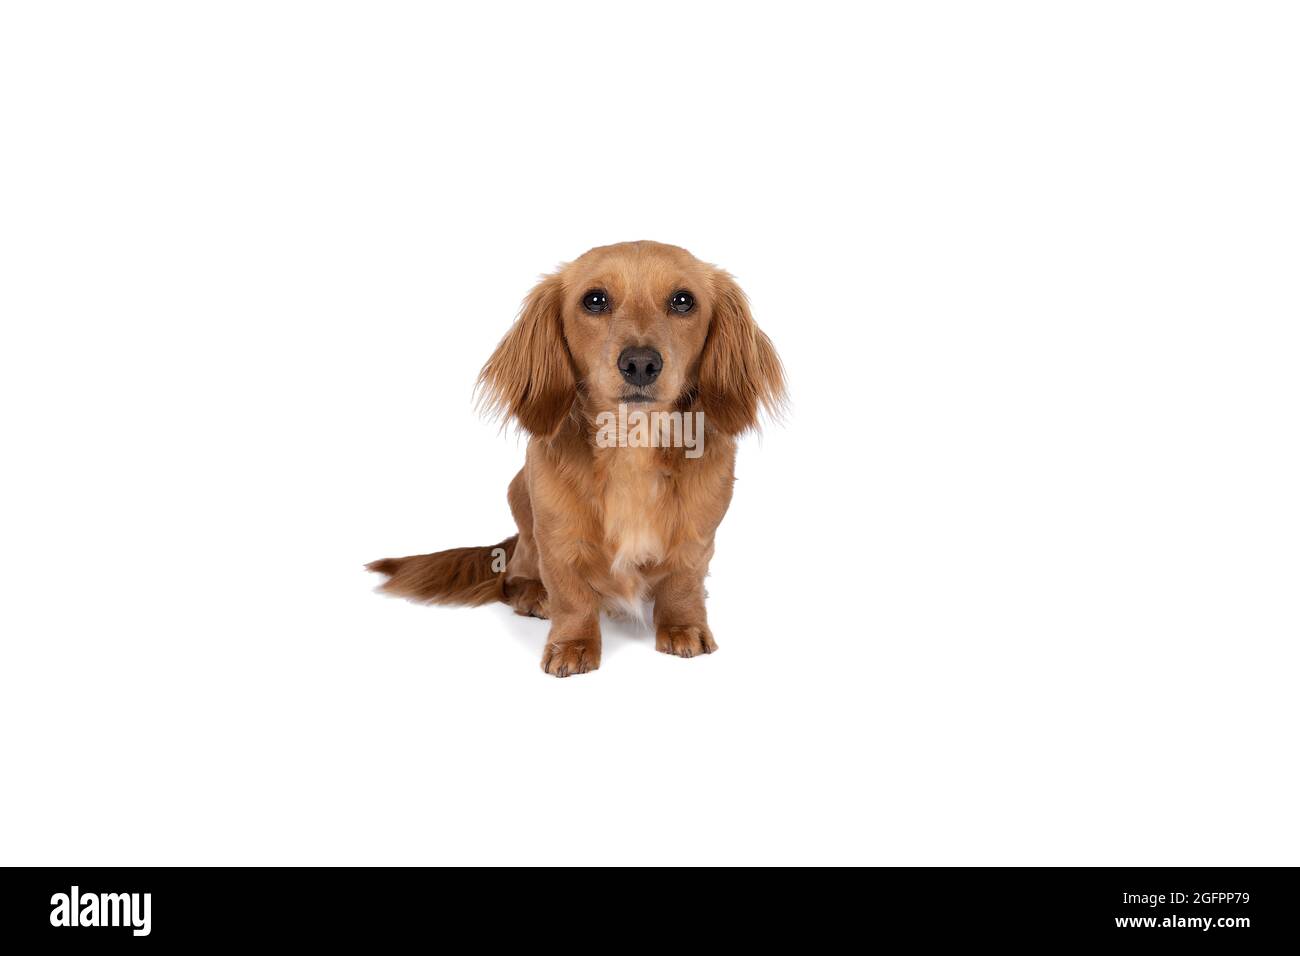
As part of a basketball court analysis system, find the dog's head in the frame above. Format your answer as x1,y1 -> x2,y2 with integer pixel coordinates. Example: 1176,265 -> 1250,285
478,241 -> 785,438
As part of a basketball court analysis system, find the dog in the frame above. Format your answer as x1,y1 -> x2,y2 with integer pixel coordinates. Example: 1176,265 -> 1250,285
367,241 -> 784,676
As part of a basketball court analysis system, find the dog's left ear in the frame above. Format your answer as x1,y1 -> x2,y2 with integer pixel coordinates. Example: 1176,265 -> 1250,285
477,271 -> 576,438
697,270 -> 786,434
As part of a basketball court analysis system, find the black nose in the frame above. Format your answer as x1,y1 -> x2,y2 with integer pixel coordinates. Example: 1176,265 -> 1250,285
617,346 -> 662,386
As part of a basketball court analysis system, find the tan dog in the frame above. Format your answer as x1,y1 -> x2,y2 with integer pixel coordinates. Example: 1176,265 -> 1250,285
368,241 -> 784,676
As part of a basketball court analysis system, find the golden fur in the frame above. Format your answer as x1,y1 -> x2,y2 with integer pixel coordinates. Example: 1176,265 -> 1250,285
368,241 -> 784,676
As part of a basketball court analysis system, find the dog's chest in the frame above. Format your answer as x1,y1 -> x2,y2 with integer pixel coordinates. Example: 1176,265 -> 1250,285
601,449 -> 668,579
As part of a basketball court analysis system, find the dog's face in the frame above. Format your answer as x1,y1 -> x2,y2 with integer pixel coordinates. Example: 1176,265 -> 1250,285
562,243 -> 714,414
480,241 -> 784,437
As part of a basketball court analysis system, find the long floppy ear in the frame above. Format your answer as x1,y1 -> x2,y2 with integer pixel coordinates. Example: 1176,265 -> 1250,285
698,270 -> 786,435
476,271 -> 575,437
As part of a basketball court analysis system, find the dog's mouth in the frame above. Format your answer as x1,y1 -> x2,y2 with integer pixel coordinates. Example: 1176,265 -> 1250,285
620,391 -> 658,404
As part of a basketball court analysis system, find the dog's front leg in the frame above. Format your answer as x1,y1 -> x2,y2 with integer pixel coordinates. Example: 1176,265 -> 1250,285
652,567 -> 717,658
537,556 -> 601,678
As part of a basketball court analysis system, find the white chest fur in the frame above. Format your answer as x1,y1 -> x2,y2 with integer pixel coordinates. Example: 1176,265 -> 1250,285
601,448 -> 666,617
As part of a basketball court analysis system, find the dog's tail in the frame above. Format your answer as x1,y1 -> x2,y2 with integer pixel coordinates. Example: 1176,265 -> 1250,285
366,535 -> 517,606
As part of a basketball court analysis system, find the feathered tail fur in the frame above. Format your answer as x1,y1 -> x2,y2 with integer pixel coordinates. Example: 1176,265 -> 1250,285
366,535 -> 517,606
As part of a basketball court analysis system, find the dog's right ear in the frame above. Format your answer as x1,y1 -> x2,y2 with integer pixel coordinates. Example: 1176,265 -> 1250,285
477,271 -> 575,438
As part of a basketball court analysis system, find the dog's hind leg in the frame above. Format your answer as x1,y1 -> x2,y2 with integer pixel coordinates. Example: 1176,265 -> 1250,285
503,467 -> 549,619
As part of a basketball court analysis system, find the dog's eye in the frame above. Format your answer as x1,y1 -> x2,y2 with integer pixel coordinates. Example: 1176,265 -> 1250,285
582,289 -> 610,313
669,290 -> 695,314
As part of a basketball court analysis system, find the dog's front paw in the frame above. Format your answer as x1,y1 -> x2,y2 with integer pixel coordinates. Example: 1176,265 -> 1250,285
655,624 -> 717,658
541,638 -> 600,678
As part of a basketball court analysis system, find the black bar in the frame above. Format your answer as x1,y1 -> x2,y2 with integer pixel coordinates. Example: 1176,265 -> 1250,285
1,867 -> 1293,945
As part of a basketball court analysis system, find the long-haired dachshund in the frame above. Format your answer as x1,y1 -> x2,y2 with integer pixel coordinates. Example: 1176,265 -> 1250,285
368,241 -> 784,676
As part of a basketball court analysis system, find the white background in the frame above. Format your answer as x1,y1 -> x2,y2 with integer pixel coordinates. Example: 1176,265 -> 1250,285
2,2 -> 1297,866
